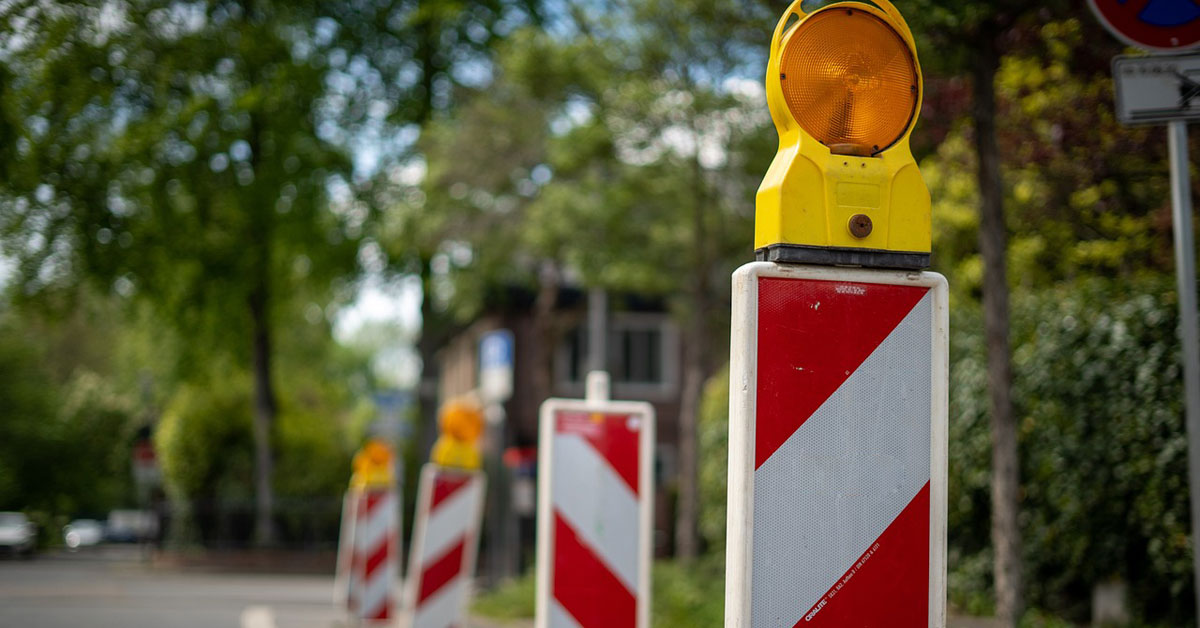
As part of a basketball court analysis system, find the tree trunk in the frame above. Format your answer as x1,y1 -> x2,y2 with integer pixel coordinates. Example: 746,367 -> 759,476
972,27 -> 1022,626
674,332 -> 704,560
248,281 -> 278,547
530,261 -> 561,406
675,127 -> 712,561
417,255 -> 442,459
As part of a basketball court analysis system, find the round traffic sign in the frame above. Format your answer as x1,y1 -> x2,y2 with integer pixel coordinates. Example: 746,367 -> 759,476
1090,0 -> 1200,51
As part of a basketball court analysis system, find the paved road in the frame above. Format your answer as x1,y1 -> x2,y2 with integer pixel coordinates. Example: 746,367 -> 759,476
0,547 -> 346,628
0,548 -> 994,627
0,547 -> 530,628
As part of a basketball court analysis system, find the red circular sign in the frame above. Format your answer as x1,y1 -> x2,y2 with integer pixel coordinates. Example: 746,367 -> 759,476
1090,0 -> 1200,51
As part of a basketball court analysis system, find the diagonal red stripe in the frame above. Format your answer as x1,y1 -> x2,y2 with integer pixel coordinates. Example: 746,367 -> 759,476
364,599 -> 391,620
798,482 -> 930,627
431,473 -> 471,510
554,411 -> 640,495
363,534 -> 393,576
553,511 -> 637,627
417,537 -> 466,605
363,490 -> 385,514
755,278 -> 928,469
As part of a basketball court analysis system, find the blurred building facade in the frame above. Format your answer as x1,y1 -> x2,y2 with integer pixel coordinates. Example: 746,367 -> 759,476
434,286 -> 681,582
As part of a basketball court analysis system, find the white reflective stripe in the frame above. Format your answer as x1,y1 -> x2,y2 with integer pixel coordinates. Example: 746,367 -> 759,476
411,577 -> 468,628
551,432 -> 640,592
751,291 -> 933,627
359,560 -> 393,618
357,491 -> 394,557
549,599 -> 585,628
421,477 -> 483,565
352,490 -> 397,620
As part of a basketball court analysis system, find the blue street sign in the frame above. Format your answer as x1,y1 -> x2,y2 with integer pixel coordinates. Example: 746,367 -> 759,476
479,329 -> 515,403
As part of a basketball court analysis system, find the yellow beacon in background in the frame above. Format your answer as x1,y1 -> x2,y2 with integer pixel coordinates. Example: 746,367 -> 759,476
756,0 -> 930,269
431,398 -> 485,471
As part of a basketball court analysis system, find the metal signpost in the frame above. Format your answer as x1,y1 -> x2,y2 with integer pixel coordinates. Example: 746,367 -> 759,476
726,0 -> 947,625
1096,2 -> 1200,618
478,329 -> 517,582
535,372 -> 655,628
479,329 -> 515,407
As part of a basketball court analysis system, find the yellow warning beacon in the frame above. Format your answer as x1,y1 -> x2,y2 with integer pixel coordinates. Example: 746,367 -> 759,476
430,398 -> 485,471
756,0 -> 930,269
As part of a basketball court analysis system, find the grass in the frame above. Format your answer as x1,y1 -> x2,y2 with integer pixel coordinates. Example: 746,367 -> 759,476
471,556 -> 726,625
472,570 -> 536,620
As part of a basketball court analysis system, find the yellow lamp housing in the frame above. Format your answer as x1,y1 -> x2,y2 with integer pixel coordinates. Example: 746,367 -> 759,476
756,0 -> 930,269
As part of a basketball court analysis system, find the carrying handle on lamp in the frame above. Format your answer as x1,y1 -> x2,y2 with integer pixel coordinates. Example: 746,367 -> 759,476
770,0 -> 917,62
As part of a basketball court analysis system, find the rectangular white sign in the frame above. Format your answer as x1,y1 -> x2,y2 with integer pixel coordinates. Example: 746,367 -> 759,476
535,397 -> 655,628
1114,53 -> 1200,124
724,262 -> 949,628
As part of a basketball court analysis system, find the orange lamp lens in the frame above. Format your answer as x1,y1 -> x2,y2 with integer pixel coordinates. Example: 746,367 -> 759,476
779,6 -> 918,156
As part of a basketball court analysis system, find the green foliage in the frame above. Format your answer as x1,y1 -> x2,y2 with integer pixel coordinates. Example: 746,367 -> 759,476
471,571 -> 537,620
698,366 -> 730,552
156,378 -> 256,501
947,276 -> 1194,624
0,304 -> 137,517
924,19 -> 1174,300
154,367 -> 356,546
1,3 -> 361,321
652,556 -> 725,625
156,372 -> 354,501
274,403 -> 353,500
0,312 -> 57,510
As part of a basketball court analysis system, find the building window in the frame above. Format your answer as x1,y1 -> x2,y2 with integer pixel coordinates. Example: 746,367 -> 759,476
558,313 -> 677,398
613,327 -> 662,384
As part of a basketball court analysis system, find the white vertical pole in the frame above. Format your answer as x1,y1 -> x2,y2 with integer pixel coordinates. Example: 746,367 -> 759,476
588,287 -> 608,374
1168,119 -> 1200,618
586,370 -> 610,403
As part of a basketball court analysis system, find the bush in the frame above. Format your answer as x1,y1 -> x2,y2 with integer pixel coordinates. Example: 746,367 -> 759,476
472,571 -> 537,620
698,366 -> 730,553
949,276 -> 1193,625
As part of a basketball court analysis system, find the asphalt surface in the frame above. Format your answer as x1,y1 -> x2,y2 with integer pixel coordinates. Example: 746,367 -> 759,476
0,546 -> 996,628
0,546 -> 347,628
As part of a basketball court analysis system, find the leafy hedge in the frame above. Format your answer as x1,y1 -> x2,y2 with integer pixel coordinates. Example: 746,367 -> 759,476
950,277 -> 1193,624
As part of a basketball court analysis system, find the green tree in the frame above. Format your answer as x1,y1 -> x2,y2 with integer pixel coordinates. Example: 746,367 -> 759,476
0,293 -> 140,518
0,2 -> 365,544
336,0 -> 548,455
908,1 -> 1078,620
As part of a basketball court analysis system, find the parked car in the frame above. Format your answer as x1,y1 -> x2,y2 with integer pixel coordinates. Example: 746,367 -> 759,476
105,510 -> 158,543
0,512 -> 36,557
63,519 -> 104,550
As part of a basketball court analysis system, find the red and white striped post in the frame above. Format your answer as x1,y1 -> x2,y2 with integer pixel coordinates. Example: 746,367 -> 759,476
724,263 -> 948,627
351,488 -> 401,623
535,371 -> 655,628
335,440 -> 402,625
403,464 -> 487,628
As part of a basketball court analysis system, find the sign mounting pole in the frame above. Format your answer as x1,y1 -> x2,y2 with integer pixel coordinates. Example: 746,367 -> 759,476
535,371 -> 655,628
1168,119 -> 1200,616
